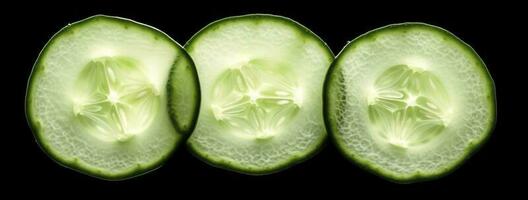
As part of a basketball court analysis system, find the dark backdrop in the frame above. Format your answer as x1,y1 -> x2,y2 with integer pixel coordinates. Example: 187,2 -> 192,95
4,0 -> 522,196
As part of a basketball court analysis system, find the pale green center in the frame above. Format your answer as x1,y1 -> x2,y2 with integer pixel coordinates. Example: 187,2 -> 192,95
210,60 -> 301,139
367,65 -> 451,149
73,57 -> 160,141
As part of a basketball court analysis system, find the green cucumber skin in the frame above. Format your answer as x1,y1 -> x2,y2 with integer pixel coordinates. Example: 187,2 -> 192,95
186,138 -> 329,176
26,15 -> 192,181
323,22 -> 496,183
167,50 -> 201,135
185,14 -> 334,175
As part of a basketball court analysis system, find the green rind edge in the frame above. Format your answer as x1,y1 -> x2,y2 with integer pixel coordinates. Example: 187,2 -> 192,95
167,46 -> 201,135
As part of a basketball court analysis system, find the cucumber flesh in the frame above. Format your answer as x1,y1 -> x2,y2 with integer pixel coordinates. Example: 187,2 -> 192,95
324,23 -> 496,183
73,56 -> 161,142
185,14 -> 334,174
26,15 -> 197,180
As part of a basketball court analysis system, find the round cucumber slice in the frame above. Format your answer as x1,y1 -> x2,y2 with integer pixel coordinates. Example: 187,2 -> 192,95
325,23 -> 496,183
26,15 -> 198,180
185,14 -> 334,174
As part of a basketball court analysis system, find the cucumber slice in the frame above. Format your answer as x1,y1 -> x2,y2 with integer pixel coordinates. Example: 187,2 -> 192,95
26,15 -> 198,180
325,23 -> 496,183
185,14 -> 334,174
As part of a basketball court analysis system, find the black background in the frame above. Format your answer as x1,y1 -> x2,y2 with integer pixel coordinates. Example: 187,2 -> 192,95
4,0 -> 523,196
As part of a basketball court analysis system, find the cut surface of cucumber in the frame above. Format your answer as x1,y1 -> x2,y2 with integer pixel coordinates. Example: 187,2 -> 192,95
185,14 -> 334,174
324,23 -> 495,182
26,15 -> 198,180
